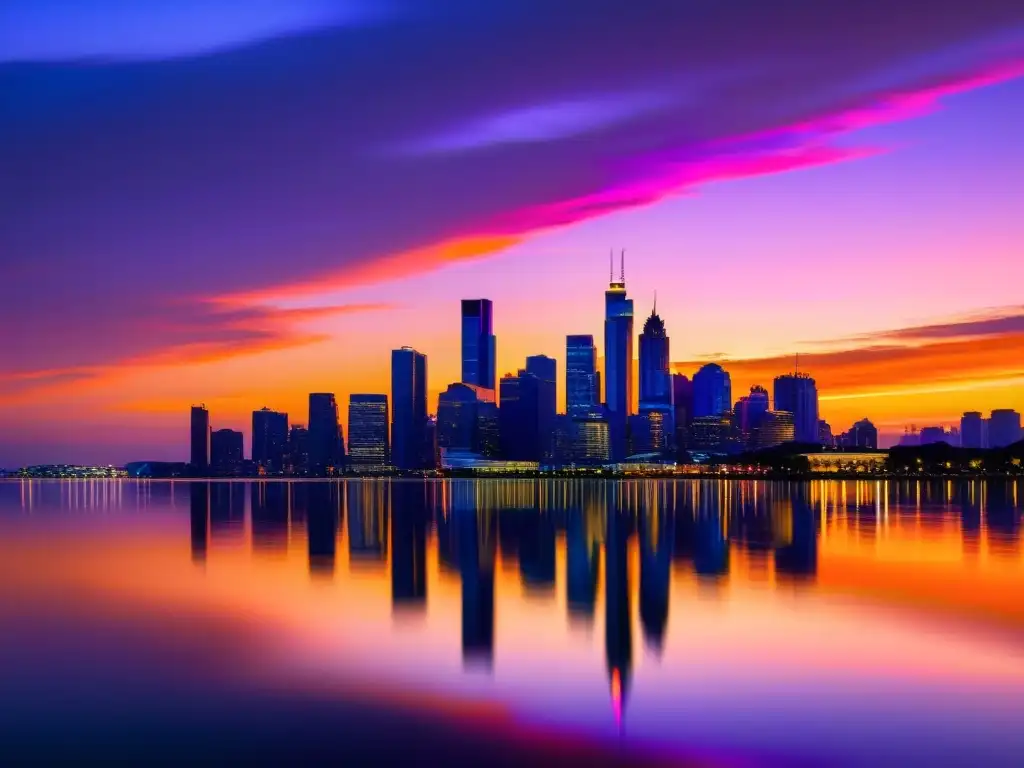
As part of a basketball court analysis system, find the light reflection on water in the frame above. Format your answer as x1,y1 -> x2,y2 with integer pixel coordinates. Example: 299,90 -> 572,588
2,478 -> 1024,766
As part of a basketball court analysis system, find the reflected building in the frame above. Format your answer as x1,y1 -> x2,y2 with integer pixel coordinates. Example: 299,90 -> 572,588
252,408 -> 288,472
190,405 -> 210,473
308,393 -> 343,475
347,482 -> 389,565
348,394 -> 390,470
391,347 -> 429,470
566,506 -> 600,622
391,483 -> 428,609
306,482 -> 338,576
209,481 -> 245,541
518,505 -> 555,592
459,507 -> 496,669
774,491 -> 818,580
189,482 -> 209,564
639,505 -> 673,655
985,483 -> 1020,558
251,482 -> 289,554
605,504 -> 633,724
694,486 -> 729,577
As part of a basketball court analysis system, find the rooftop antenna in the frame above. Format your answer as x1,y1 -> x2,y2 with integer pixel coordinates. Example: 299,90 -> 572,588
620,249 -> 625,282
795,352 -> 799,375
653,290 -> 657,315
609,249 -> 613,283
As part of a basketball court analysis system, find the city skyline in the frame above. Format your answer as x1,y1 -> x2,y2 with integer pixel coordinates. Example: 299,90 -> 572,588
4,3 -> 1024,466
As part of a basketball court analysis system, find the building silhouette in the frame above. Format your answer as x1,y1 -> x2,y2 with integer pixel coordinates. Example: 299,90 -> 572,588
287,424 -> 308,473
636,302 -> 673,454
252,407 -> 288,472
210,428 -> 243,473
391,347 -> 428,470
604,250 -> 634,460
189,405 -> 210,472
499,369 -> 542,461
960,411 -> 987,449
692,363 -> 731,419
461,299 -> 496,390
189,482 -> 209,564
526,355 -> 557,461
989,409 -> 1022,448
348,394 -> 390,470
566,334 -> 600,416
773,373 -> 819,443
308,393 -> 343,474
671,373 -> 693,451
437,383 -> 495,456
306,482 -> 337,576
640,507 -> 673,655
566,507 -> 600,621
733,386 -> 770,447
839,418 -> 878,449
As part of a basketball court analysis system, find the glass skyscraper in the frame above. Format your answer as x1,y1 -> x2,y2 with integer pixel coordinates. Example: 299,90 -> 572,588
566,335 -> 599,415
499,369 -> 542,461
773,373 -> 819,444
692,363 -> 731,419
189,404 -> 209,472
308,393 -> 342,473
391,347 -> 428,469
637,305 -> 673,453
526,354 -> 557,460
461,299 -> 496,391
347,394 -> 390,470
604,252 -> 634,459
252,407 -> 288,471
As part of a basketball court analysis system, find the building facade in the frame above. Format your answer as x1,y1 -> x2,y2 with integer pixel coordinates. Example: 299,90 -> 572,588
773,373 -> 819,444
733,385 -> 770,448
252,407 -> 288,471
348,394 -> 390,470
308,393 -> 343,474
526,354 -> 557,460
604,253 -> 634,460
391,347 -> 429,470
566,334 -> 600,415
960,411 -> 987,449
499,370 -> 542,461
989,409 -> 1022,448
210,428 -> 243,473
189,404 -> 210,472
461,299 -> 496,390
692,364 -> 731,419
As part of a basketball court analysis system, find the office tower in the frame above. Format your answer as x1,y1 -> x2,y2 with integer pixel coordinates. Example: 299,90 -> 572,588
689,414 -> 738,453
424,415 -> 439,470
499,369 -> 542,461
210,428 -> 243,473
692,363 -> 732,419
989,409 -> 1022,448
437,383 -> 493,452
818,420 -> 834,447
773,373 -> 819,443
637,303 -> 673,454
733,385 -> 770,447
960,411 -> 987,449
753,410 -> 795,449
839,418 -> 878,449
475,401 -> 500,458
287,425 -> 309,473
671,373 -> 693,451
189,404 -> 210,472
348,394 -> 390,470
569,408 -> 611,464
566,334 -> 600,415
526,355 -> 557,460
308,393 -> 342,474
391,347 -> 428,470
604,251 -> 634,460
461,299 -> 496,390
252,407 -> 288,471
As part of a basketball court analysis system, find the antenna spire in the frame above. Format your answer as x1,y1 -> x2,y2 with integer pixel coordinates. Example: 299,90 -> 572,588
609,249 -> 613,283
653,290 -> 657,315
620,249 -> 625,282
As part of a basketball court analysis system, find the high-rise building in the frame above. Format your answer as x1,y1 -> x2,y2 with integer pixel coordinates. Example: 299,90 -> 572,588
475,401 -> 500,458
566,335 -> 600,416
499,369 -> 542,461
348,395 -> 390,470
252,407 -> 288,471
838,418 -> 878,450
989,409 -> 1022,448
288,425 -> 309,473
671,373 -> 693,451
604,251 -> 634,460
753,410 -> 795,449
526,355 -> 557,460
437,383 -> 494,452
391,347 -> 428,470
637,303 -> 673,454
818,420 -> 834,447
308,393 -> 342,474
773,373 -> 819,444
210,428 -> 243,473
568,407 -> 611,464
688,414 -> 738,454
189,405 -> 210,472
733,385 -> 770,447
960,411 -> 987,449
692,364 -> 731,419
461,299 -> 496,390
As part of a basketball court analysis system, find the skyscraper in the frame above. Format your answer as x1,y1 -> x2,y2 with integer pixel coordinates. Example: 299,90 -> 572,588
671,373 -> 693,451
189,404 -> 210,472
391,347 -> 428,470
604,250 -> 634,460
753,410 -> 795,449
566,334 -> 600,415
774,373 -> 819,444
348,394 -> 390,470
526,355 -> 557,460
437,383 -> 491,452
461,299 -> 496,390
499,369 -> 542,461
210,428 -> 243,473
960,411 -> 987,449
989,409 -> 1022,448
839,418 -> 878,449
692,363 -> 731,419
252,407 -> 288,471
734,385 -> 770,447
308,393 -> 342,474
637,303 -> 673,454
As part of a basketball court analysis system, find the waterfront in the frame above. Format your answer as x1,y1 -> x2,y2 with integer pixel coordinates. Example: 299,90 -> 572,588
2,479 -> 1024,765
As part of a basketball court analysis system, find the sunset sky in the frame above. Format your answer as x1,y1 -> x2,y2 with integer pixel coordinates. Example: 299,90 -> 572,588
3,0 -> 1024,466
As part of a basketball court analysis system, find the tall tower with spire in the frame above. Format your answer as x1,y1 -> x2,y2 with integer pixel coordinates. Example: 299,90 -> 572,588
604,249 -> 634,460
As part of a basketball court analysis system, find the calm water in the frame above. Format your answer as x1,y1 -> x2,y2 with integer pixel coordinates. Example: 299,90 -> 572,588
2,479 -> 1023,766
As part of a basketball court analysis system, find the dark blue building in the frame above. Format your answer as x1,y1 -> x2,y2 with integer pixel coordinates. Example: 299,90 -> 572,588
308,393 -> 342,474
604,251 -> 634,460
499,369 -> 542,461
566,334 -> 600,416
252,407 -> 288,472
692,363 -> 731,419
391,347 -> 428,470
461,299 -> 496,391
